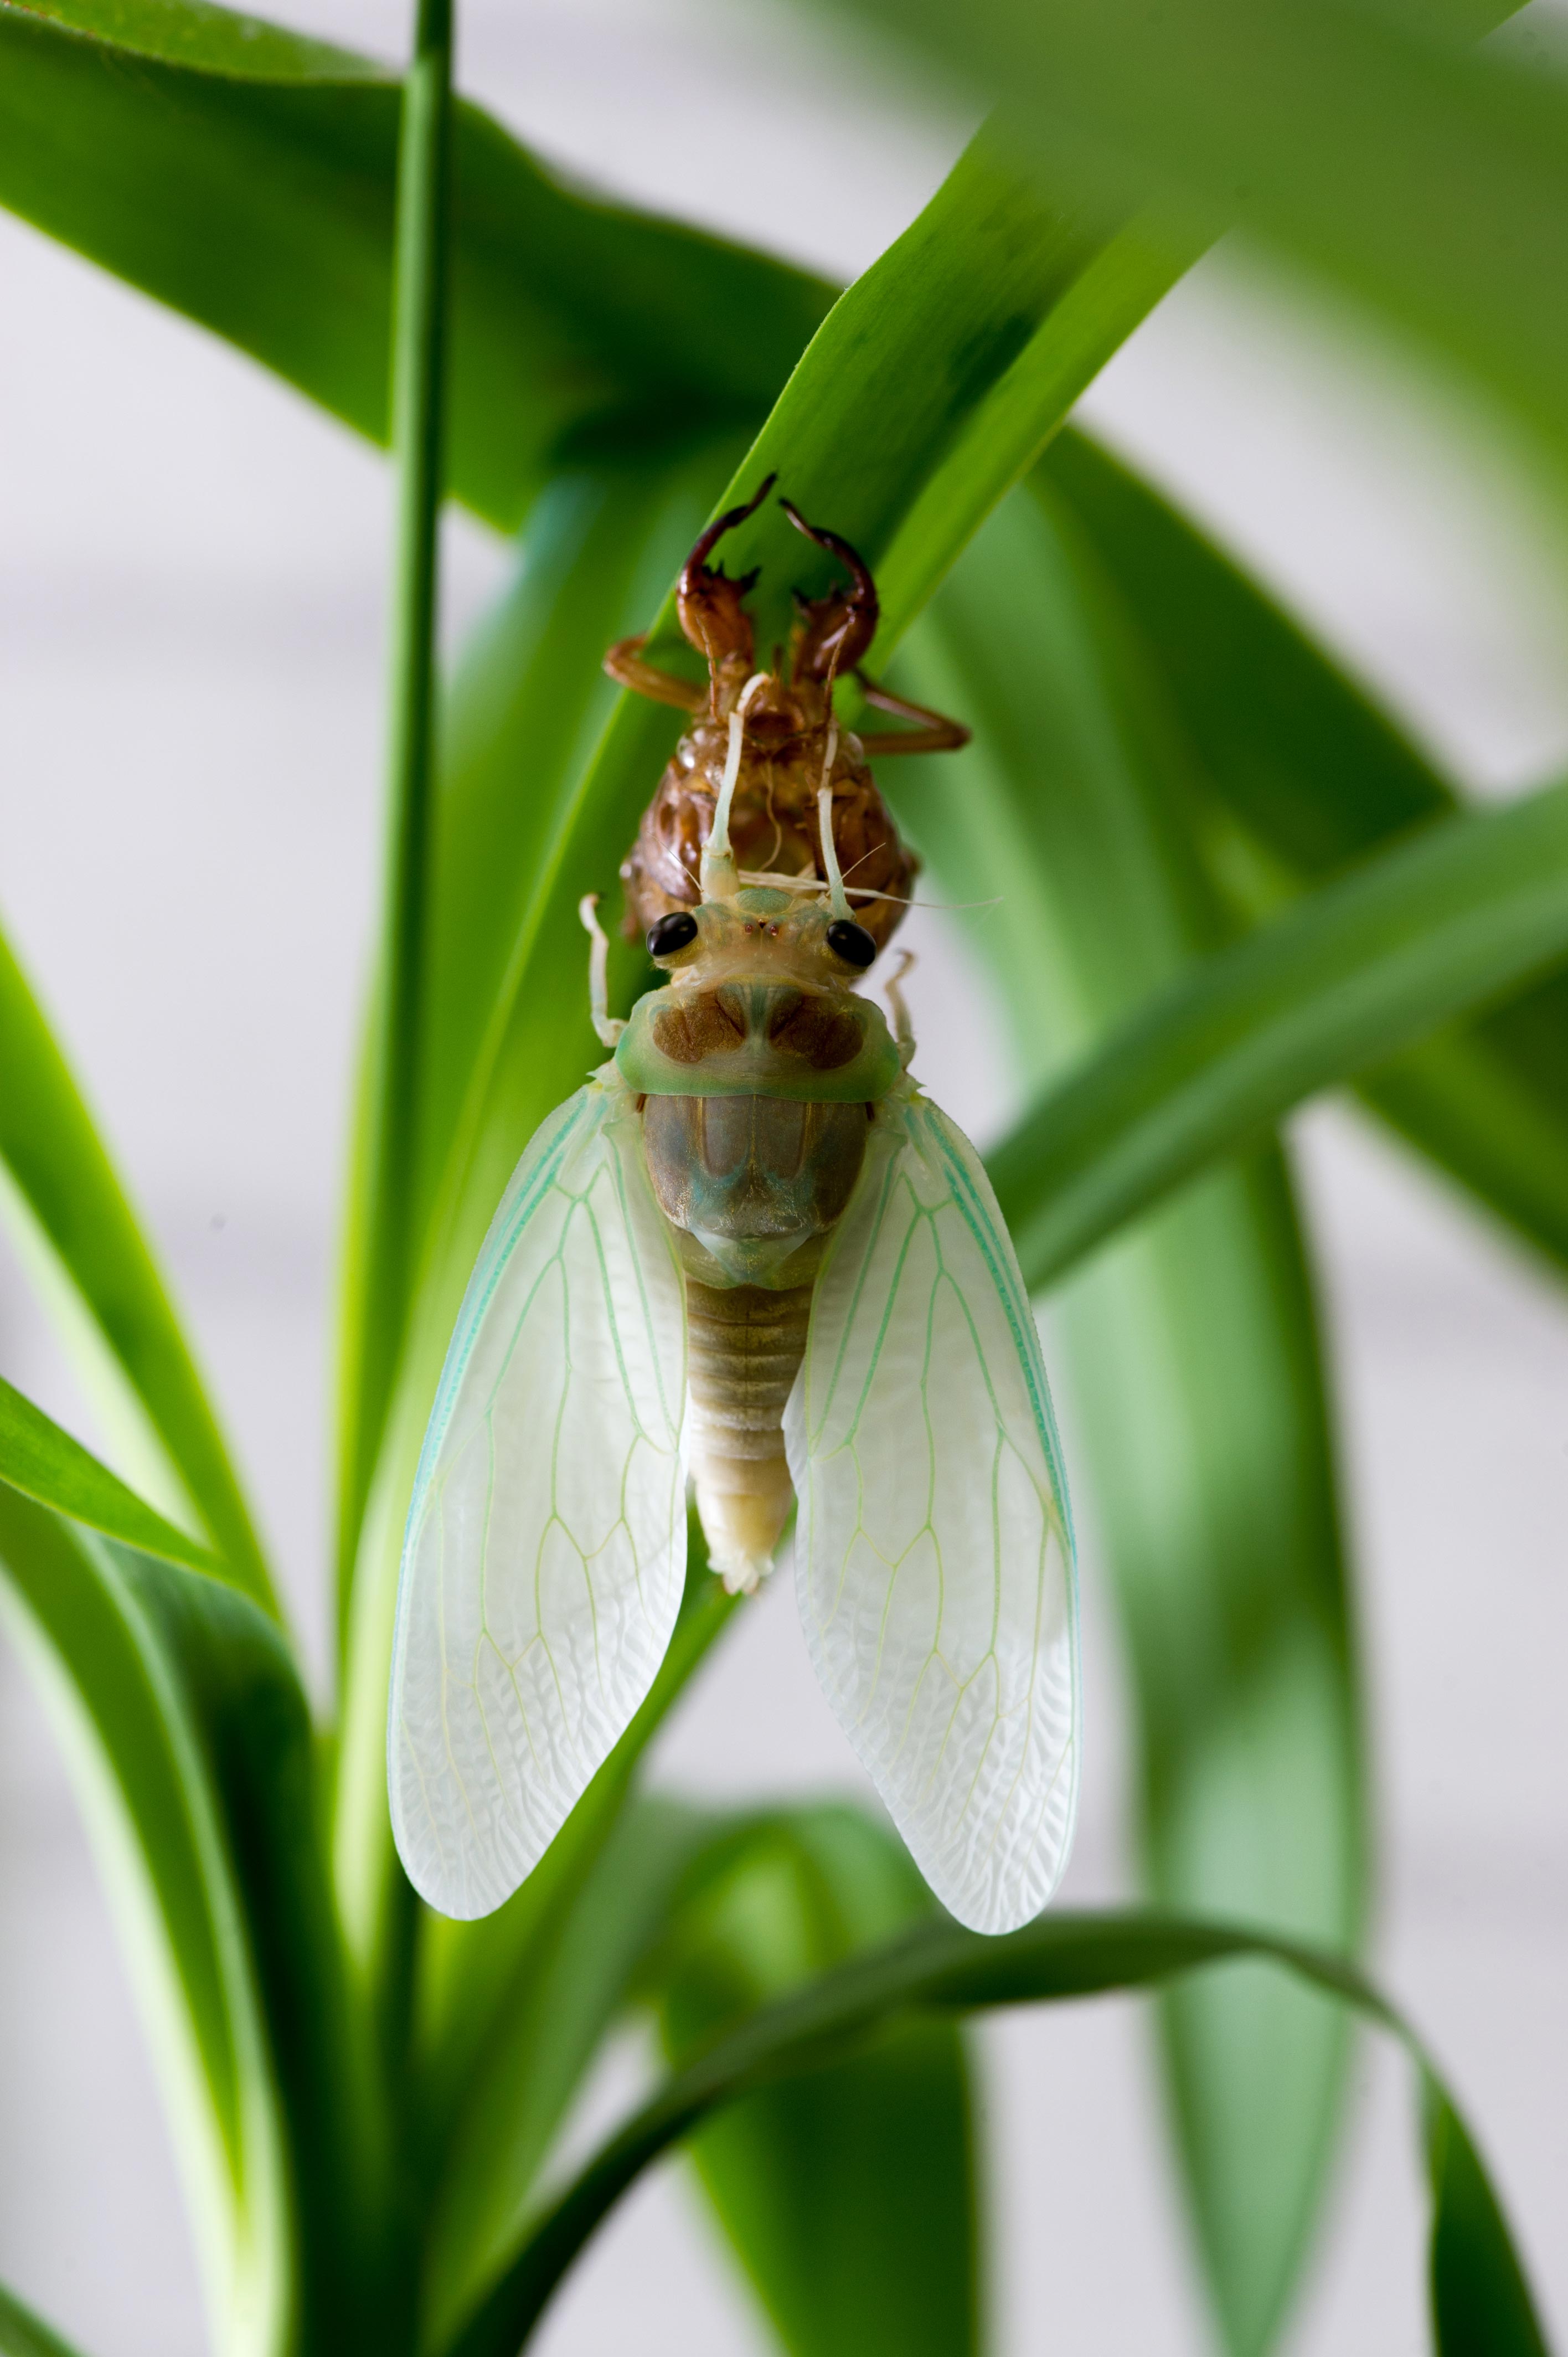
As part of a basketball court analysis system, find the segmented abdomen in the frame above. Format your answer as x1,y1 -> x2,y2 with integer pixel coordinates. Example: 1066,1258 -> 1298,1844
685,1279 -> 813,1593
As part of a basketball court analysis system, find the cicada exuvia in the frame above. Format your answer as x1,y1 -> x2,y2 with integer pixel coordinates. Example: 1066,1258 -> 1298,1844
388,487 -> 1079,1936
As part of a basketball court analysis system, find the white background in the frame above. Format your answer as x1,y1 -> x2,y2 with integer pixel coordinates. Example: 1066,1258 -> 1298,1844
0,2 -> 1565,2350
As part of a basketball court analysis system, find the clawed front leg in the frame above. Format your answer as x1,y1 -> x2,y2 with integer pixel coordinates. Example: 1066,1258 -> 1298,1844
603,634 -> 705,713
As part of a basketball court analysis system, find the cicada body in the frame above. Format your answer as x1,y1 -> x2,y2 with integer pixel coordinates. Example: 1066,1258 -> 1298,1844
388,492 -> 1079,1937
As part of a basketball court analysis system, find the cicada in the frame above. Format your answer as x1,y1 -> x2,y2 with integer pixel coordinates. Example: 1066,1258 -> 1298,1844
388,487 -> 1079,1937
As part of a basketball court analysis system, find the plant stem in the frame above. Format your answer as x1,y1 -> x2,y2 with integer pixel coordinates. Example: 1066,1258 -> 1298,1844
342,0 -> 453,1603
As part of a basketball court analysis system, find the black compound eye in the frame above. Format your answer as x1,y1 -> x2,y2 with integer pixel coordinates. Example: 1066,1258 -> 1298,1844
826,918 -> 876,970
646,910 -> 699,959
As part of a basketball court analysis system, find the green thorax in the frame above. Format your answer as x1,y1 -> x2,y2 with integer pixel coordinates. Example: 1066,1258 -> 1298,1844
617,979 -> 901,1103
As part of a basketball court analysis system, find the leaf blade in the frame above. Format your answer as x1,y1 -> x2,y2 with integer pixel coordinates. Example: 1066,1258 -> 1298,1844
0,923 -> 272,1610
0,0 -> 834,528
455,1909 -> 1549,2357
986,776 -> 1568,1296
1041,425 -> 1568,1278
0,1373 -> 225,1581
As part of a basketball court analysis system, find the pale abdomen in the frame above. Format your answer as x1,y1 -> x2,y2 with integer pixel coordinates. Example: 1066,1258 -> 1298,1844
639,1091 -> 870,1586
685,1279 -> 813,1590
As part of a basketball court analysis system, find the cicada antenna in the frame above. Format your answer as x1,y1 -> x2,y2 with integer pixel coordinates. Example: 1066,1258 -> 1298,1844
701,671 -> 768,903
814,723 -> 851,923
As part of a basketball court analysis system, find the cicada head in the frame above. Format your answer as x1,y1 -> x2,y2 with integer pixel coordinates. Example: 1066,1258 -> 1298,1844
643,884 -> 880,999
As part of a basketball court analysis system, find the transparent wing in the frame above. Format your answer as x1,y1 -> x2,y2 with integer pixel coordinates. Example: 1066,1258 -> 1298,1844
785,1088 -> 1078,1934
389,1077 -> 688,1919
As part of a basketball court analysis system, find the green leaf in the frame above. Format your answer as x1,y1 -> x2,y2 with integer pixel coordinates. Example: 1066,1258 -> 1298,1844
816,0 -> 1568,459
1041,425 -> 1568,1277
0,2282 -> 91,2357
0,0 -> 833,529
0,1490 -> 395,2352
454,1910 -> 1549,2357
1426,2083 -> 1550,2357
0,1494 -> 291,2348
889,483 -> 1360,2350
0,1372 -> 225,1580
985,772 -> 1568,1296
648,1804 -> 978,2357
0,923 -> 273,1612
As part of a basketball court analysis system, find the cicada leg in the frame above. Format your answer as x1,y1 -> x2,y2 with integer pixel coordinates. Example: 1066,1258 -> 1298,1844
602,634 -> 705,712
578,894 -> 625,1047
883,949 -> 917,1069
853,673 -> 972,757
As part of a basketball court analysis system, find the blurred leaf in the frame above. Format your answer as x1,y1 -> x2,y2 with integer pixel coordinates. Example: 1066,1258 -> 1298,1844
414,1533 -> 737,2348
985,771 -> 1568,1295
1425,2082 -> 1550,2357
1042,426 -> 1568,1276
0,0 -> 833,529
0,1489 -> 394,2350
890,485 -> 1360,2350
0,1372 -> 225,1580
0,923 -> 272,1612
0,2283 -> 89,2357
814,0 -> 1568,461
459,1910 -> 1548,2357
649,1804 -> 978,2357
0,1493 -> 290,2347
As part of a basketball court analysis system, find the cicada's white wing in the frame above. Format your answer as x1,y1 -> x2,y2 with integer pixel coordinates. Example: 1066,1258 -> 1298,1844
389,1076 -> 688,1919
785,1087 -> 1078,1935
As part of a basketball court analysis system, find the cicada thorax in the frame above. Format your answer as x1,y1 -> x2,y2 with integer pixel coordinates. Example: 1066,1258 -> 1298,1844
619,658 -> 919,956
616,886 -> 904,1587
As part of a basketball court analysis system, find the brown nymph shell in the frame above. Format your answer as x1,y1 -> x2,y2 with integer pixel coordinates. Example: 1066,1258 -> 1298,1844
619,704 -> 918,953
607,480 -> 969,958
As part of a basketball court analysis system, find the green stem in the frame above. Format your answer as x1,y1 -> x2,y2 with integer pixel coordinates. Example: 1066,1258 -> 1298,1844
340,0 -> 454,1608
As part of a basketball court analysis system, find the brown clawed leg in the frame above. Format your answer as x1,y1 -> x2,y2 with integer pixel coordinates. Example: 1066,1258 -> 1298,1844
603,634 -> 705,712
780,499 -> 880,683
852,672 -> 972,755
676,474 -> 776,670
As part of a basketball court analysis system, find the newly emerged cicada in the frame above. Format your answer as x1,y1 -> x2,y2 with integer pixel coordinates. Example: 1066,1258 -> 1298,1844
388,490 -> 1079,1936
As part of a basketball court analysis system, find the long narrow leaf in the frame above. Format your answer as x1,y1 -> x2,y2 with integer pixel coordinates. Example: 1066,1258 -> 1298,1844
0,2283 -> 91,2357
1041,426 -> 1568,1276
0,1496 -> 289,2348
0,1373 -> 224,1580
822,0 -> 1568,459
987,776 -> 1568,1294
0,0 -> 833,528
647,1805 -> 978,2357
891,485 -> 1360,2349
338,0 -> 455,1674
0,925 -> 272,1610
0,1493 -> 394,2352
453,1910 -> 1549,2357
